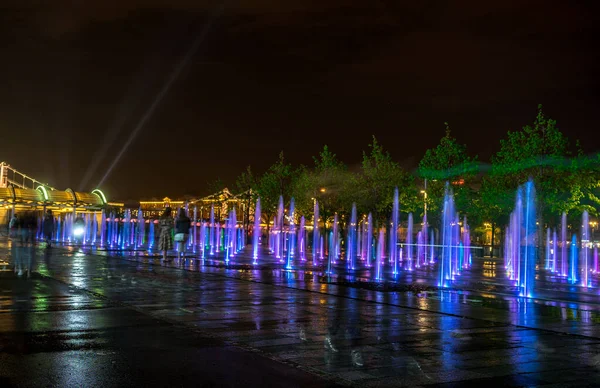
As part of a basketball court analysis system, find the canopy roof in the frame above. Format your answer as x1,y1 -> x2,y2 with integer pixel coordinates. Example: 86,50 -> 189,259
0,186 -> 107,209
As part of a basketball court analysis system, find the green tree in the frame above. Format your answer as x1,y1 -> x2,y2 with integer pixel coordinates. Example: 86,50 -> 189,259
255,152 -> 294,238
356,136 -> 417,225
417,123 -> 479,227
308,146 -> 355,238
489,105 -> 579,220
483,105 -> 595,256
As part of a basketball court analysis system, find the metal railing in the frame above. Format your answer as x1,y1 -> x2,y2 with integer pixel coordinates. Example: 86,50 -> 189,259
0,162 -> 55,190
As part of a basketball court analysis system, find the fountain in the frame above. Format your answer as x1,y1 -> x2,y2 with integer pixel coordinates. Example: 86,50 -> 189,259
286,197 -> 295,269
112,213 -> 119,247
389,188 -> 399,274
269,216 -> 275,254
231,208 -> 238,254
137,208 -> 145,247
347,203 -> 357,270
439,183 -> 456,287
561,212 -> 567,276
570,234 -> 578,284
581,210 -> 591,287
366,213 -> 373,267
545,227 -> 551,270
329,214 -> 339,265
429,230 -> 435,263
421,214 -> 429,265
376,228 -> 385,280
359,218 -> 367,261
312,200 -> 319,265
216,222 -> 221,252
416,231 -> 423,268
199,221 -> 206,259
406,213 -> 413,271
209,205 -> 215,255
92,213 -> 98,244
124,209 -> 132,248
148,220 -> 155,249
253,198 -> 261,263
225,210 -> 234,263
357,217 -> 363,260
504,182 -> 536,295
192,206 -> 197,252
462,216 -> 471,269
55,215 -> 62,242
551,228 -> 557,273
298,216 -> 306,261
274,196 -> 284,260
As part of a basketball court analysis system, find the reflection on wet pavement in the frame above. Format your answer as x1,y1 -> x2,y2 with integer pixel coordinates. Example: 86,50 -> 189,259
3,238 -> 600,386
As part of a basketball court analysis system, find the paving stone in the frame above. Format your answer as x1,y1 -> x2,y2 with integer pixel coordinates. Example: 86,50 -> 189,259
5,240 -> 600,386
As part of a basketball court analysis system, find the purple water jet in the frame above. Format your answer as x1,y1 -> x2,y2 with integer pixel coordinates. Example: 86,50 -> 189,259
376,228 -> 385,280
312,200 -> 319,265
389,188 -> 399,274
347,203 -> 357,270
253,198 -> 261,263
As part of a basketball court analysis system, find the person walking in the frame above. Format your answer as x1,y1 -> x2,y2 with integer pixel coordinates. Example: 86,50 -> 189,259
174,208 -> 191,261
43,209 -> 54,248
16,212 -> 37,277
158,207 -> 174,262
9,213 -> 19,238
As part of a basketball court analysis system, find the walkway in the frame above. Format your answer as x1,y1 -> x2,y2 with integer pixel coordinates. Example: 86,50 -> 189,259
2,239 -> 600,387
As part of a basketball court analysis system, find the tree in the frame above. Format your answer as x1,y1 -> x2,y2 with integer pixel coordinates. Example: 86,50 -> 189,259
490,105 -> 573,219
476,174 -> 514,256
483,105 -> 592,257
296,145 -> 352,241
356,136 -> 417,225
417,123 -> 479,227
255,152 -> 294,238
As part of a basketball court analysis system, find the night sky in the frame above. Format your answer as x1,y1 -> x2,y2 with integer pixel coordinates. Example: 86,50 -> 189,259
1,1 -> 599,201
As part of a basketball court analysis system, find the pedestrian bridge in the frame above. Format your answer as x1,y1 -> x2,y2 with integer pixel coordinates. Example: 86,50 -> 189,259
0,161 -> 108,225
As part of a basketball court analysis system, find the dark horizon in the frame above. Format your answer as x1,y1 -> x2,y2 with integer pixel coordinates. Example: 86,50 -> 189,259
2,1 -> 599,200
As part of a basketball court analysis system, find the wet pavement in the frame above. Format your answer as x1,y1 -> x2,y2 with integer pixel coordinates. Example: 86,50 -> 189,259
2,239 -> 600,387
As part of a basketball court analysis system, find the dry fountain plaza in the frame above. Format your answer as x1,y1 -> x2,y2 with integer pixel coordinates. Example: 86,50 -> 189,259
3,231 -> 600,387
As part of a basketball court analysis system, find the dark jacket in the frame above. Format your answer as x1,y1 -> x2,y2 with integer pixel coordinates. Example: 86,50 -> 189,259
43,215 -> 54,235
175,216 -> 191,234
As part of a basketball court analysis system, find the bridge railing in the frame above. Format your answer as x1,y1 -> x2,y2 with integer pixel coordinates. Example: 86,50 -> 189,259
0,162 -> 55,190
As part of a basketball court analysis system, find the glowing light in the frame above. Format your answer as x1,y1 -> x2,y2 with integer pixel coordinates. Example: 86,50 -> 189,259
36,185 -> 49,201
92,189 -> 108,204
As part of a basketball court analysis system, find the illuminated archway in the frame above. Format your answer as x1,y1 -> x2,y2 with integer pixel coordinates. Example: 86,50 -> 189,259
36,185 -> 49,201
92,189 -> 107,205
65,188 -> 77,208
